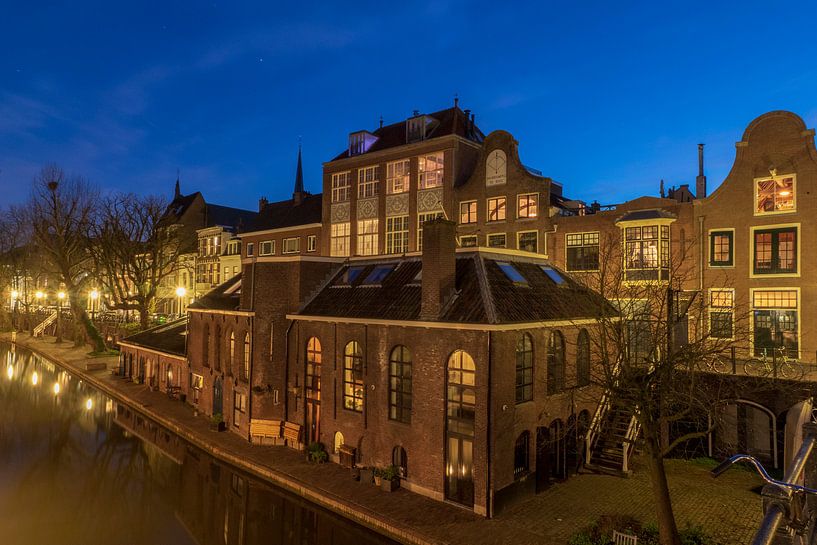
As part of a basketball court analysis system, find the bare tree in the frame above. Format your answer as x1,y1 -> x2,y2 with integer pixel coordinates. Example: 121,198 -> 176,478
88,193 -> 183,330
22,165 -> 106,352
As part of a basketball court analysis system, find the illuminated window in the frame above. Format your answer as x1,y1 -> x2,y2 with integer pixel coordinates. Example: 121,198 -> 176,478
566,232 -> 599,271
385,216 -> 409,254
515,333 -> 533,403
356,219 -> 379,256
459,201 -> 477,224
709,230 -> 733,267
229,332 -> 235,371
282,237 -> 300,254
517,231 -> 538,253
306,337 -> 321,401
418,152 -> 444,189
623,225 -> 670,281
388,346 -> 412,424
756,175 -> 795,214
517,193 -> 538,219
487,233 -> 506,248
709,289 -> 734,339
752,289 -> 798,358
331,172 -> 351,203
243,333 -> 251,380
357,165 -> 380,198
387,159 -> 410,194
487,197 -> 506,222
417,211 -> 444,251
330,222 -> 350,257
753,227 -> 797,274
343,341 -> 364,412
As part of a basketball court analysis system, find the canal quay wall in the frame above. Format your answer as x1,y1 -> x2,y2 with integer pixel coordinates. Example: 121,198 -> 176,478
1,333 -> 494,545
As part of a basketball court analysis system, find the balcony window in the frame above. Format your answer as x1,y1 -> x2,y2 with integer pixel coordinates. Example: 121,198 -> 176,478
753,227 -> 796,275
623,225 -> 669,281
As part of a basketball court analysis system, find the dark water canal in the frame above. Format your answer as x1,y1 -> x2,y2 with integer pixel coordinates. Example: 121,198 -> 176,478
0,343 -> 398,545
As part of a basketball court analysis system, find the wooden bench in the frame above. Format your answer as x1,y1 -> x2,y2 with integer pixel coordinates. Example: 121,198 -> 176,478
250,419 -> 282,445
283,422 -> 302,449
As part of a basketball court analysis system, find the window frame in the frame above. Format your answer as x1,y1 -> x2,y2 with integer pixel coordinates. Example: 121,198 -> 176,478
330,222 -> 351,257
750,288 -> 799,359
259,240 -> 275,256
565,232 -> 600,272
282,237 -> 300,254
245,242 -> 254,257
417,211 -> 444,251
331,171 -> 351,203
385,215 -> 409,254
750,224 -> 798,277
547,330 -> 565,395
356,219 -> 379,256
754,174 -> 796,216
306,235 -> 317,252
357,165 -> 380,198
517,193 -> 539,219
459,235 -> 478,248
487,196 -> 507,222
386,159 -> 410,194
487,232 -> 506,248
621,222 -> 671,282
517,230 -> 538,253
708,229 -> 734,268
418,152 -> 444,189
708,288 -> 735,340
343,341 -> 364,412
459,200 -> 477,224
388,345 -> 412,424
515,333 -> 534,404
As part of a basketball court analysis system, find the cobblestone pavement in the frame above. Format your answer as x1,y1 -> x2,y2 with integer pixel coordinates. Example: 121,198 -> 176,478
5,334 -> 763,544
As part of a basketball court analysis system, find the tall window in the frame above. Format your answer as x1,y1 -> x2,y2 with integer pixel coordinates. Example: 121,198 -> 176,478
513,431 -> 530,478
517,231 -> 538,253
487,197 -> 506,222
566,232 -> 599,271
388,345 -> 412,423
330,222 -> 351,257
343,341 -> 364,412
756,175 -> 795,215
233,392 -> 247,427
356,219 -> 379,256
229,332 -> 235,372
576,329 -> 590,387
517,193 -> 538,219
547,331 -> 565,395
446,350 -> 475,505
386,216 -> 409,254
331,172 -> 350,203
417,211 -> 444,251
623,225 -> 670,281
459,201 -> 477,224
202,323 -> 210,367
243,333 -> 251,380
214,325 -> 221,371
246,242 -> 254,257
357,166 -> 380,198
307,235 -> 317,252
387,160 -> 410,194
306,337 -> 321,401
515,334 -> 533,403
753,227 -> 797,275
418,152 -> 444,189
753,290 -> 798,358
709,230 -> 734,267
709,290 -> 734,340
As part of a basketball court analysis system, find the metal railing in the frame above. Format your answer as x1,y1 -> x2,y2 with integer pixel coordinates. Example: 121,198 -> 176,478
32,311 -> 58,337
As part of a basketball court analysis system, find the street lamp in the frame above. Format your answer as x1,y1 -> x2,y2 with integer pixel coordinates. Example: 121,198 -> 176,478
56,291 -> 66,343
89,289 -> 99,321
175,286 -> 186,316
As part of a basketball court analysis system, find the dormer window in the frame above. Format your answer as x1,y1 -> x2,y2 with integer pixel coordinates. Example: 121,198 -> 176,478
406,114 -> 438,143
349,131 -> 378,156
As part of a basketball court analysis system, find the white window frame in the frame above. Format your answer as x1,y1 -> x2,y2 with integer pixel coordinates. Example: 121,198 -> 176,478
307,235 -> 317,252
517,230 -> 538,253
750,287 -> 800,359
754,174 -> 796,216
331,171 -> 351,203
708,288 -> 735,340
487,233 -> 507,248
385,215 -> 409,254
459,235 -> 478,248
517,193 -> 539,219
357,165 -> 380,198
330,223 -> 350,257
259,240 -> 275,256
565,231 -> 600,271
387,159 -> 410,194
418,152 -> 444,189
282,237 -> 300,254
417,211 -> 444,251
246,242 -> 254,257
357,219 -> 379,256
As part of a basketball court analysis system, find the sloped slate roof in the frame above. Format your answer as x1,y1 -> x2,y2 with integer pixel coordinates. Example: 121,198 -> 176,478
120,318 -> 187,356
331,106 -> 485,161
204,203 -> 258,231
298,252 -> 607,324
249,193 -> 323,232
189,274 -> 242,311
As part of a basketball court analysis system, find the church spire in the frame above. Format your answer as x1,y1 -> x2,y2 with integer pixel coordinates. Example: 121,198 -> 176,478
292,142 -> 304,204
174,169 -> 181,199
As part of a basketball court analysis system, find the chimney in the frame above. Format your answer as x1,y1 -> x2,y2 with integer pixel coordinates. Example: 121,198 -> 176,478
696,143 -> 707,199
420,218 -> 457,321
659,179 -> 665,198
258,197 -> 268,212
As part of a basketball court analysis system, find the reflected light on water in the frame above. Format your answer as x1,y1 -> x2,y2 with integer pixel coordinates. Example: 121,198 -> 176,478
53,383 -> 60,395
6,365 -> 12,380
85,398 -> 93,411
31,371 -> 39,386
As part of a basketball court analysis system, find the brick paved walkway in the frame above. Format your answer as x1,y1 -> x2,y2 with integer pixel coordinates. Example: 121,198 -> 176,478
4,333 -> 763,544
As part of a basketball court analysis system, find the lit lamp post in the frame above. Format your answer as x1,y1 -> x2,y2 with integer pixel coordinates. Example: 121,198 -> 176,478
56,291 -> 66,343
175,286 -> 186,317
89,289 -> 99,321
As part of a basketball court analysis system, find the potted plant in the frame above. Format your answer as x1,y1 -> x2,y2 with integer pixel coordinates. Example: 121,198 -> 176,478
210,413 -> 226,431
373,467 -> 382,486
380,465 -> 400,492
307,442 -> 328,463
359,466 -> 374,484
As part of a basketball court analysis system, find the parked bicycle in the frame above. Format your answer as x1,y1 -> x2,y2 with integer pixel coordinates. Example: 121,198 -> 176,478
743,347 -> 801,379
699,353 -> 732,374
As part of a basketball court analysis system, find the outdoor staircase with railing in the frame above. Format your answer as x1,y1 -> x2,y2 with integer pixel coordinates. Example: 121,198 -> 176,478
585,396 -> 641,476
32,311 -> 58,337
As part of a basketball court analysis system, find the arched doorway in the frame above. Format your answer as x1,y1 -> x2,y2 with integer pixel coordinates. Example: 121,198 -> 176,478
213,376 -> 223,417
445,349 -> 475,506
305,337 -> 321,444
712,399 -> 777,468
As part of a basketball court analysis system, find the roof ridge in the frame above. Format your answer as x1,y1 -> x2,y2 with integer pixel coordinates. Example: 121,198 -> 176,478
473,253 -> 498,324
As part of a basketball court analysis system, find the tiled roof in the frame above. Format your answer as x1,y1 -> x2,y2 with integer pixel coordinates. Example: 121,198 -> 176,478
298,251 -> 607,325
204,203 -> 258,231
189,274 -> 242,311
120,318 -> 188,357
163,192 -> 201,222
331,106 -> 485,161
249,193 -> 323,232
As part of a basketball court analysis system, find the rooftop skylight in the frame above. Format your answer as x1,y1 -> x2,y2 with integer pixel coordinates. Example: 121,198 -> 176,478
361,264 -> 395,286
334,266 -> 366,287
496,262 -> 527,285
540,265 -> 566,285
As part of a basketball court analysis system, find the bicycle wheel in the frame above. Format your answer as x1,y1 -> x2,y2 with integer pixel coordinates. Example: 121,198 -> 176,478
778,362 -> 800,380
710,355 -> 731,374
743,359 -> 765,376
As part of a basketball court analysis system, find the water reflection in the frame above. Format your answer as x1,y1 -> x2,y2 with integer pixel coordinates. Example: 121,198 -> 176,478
0,344 -> 397,545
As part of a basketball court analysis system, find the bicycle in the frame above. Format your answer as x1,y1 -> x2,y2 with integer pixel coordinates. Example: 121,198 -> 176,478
698,353 -> 731,374
743,347 -> 800,379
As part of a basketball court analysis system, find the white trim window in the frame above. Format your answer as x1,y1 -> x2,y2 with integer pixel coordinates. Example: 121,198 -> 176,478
709,289 -> 734,340
307,235 -> 317,252
487,196 -> 506,222
331,172 -> 351,203
755,174 -> 795,215
517,193 -> 538,219
459,201 -> 477,224
417,211 -> 444,251
245,242 -> 254,257
623,225 -> 670,282
517,231 -> 538,253
357,219 -> 379,256
357,166 -> 380,198
330,222 -> 350,257
566,232 -> 600,271
387,159 -> 410,194
386,216 -> 409,254
459,235 -> 478,248
487,233 -> 506,248
259,240 -> 275,256
752,289 -> 798,358
282,237 -> 300,254
418,152 -> 444,189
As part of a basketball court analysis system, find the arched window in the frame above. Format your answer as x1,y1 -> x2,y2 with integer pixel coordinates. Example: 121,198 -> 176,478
333,431 -> 344,454
202,324 -> 210,367
393,446 -> 408,478
229,332 -> 235,372
576,329 -> 590,387
514,431 -> 530,478
388,345 -> 412,423
446,350 -> 476,505
547,331 -> 565,395
343,341 -> 364,412
243,333 -> 251,380
306,337 -> 321,401
214,324 -> 221,371
515,333 -> 533,403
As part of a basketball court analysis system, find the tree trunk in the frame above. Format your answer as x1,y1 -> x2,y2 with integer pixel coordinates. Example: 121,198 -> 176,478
67,289 -> 106,353
644,427 -> 681,545
139,303 -> 149,331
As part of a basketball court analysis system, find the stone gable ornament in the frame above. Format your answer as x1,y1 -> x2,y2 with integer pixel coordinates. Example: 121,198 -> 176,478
486,149 -> 507,186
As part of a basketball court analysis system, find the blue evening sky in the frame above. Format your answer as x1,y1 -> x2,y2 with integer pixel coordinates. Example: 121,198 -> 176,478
1,1 -> 816,210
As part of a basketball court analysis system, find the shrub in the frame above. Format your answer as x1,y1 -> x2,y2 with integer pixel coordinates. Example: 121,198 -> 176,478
307,442 -> 328,463
380,465 -> 399,481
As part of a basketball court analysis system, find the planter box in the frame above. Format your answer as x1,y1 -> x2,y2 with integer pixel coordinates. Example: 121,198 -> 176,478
210,421 -> 226,432
359,468 -> 374,485
381,478 -> 400,492
350,467 -> 360,481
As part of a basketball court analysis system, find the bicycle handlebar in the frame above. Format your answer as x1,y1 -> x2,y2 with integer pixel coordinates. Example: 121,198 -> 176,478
711,454 -> 817,494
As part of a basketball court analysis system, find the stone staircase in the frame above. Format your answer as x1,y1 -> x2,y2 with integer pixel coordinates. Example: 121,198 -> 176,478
585,399 -> 640,476
32,311 -> 58,337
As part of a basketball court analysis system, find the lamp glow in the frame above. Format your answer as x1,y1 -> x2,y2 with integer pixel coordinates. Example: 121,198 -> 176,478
175,286 -> 186,298
10,290 -> 19,299
57,291 -> 65,300
85,398 -> 93,411
6,365 -> 13,380
31,372 -> 39,386
90,289 -> 99,300
53,383 -> 60,395
35,291 -> 43,299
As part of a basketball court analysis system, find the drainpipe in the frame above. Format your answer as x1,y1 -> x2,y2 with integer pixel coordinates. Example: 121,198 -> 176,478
543,225 -> 558,259
486,330 -> 493,517
283,319 -> 295,421
698,215 -> 705,341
